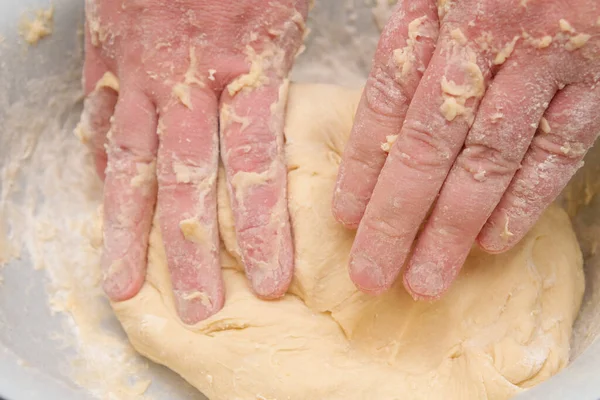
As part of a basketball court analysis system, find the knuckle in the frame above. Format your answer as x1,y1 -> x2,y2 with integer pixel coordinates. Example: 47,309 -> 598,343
392,121 -> 453,171
237,219 -> 272,236
166,135 -> 216,161
156,156 -> 214,189
505,181 -> 540,209
362,194 -> 415,242
434,219 -> 470,240
108,127 -> 156,161
457,143 -> 520,179
225,140 -> 278,172
107,141 -> 153,163
363,67 -> 408,119
345,142 -> 385,173
363,215 -> 406,241
531,133 -> 588,162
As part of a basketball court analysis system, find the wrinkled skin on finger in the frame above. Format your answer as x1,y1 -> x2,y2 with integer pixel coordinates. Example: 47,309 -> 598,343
335,0 -> 600,300
80,0 -> 308,323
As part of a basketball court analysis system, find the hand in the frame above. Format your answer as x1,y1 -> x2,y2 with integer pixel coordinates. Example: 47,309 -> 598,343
333,0 -> 600,299
78,0 -> 308,323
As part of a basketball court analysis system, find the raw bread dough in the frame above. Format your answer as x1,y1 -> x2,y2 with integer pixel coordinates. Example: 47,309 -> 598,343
112,84 -> 585,400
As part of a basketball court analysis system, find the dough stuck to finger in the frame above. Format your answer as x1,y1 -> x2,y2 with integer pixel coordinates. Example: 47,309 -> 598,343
111,84 -> 584,400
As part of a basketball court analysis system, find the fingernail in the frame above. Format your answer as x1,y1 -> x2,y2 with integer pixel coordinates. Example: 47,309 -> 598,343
478,216 -> 518,254
248,253 -> 293,299
246,231 -> 294,300
477,233 -> 511,254
332,190 -> 365,228
174,290 -> 220,325
250,267 -> 287,299
404,262 -> 446,299
102,256 -> 137,301
478,238 -> 504,254
349,254 -> 387,295
101,225 -> 139,300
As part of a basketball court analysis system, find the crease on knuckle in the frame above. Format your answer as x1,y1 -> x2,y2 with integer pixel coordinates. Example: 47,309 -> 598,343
432,219 -> 469,241
167,142 -> 215,165
108,216 -> 143,233
108,142 -> 154,162
392,121 -> 452,171
457,143 -> 520,179
502,188 -> 539,217
225,140 -> 279,173
364,68 -> 408,120
156,173 -> 187,189
363,212 -> 407,242
345,143 -> 385,173
105,197 -> 149,232
531,132 -> 587,162
237,219 -> 273,237
157,157 -> 215,189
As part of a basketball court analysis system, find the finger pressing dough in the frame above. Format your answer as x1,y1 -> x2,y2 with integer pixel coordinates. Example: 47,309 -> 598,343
112,84 -> 584,400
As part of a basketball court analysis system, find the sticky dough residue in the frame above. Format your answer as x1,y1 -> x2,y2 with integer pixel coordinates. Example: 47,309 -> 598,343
381,134 -> 398,152
439,32 -> 485,123
172,48 -> 205,109
226,45 -> 281,96
18,6 -> 54,45
392,16 -> 438,81
179,218 -> 211,245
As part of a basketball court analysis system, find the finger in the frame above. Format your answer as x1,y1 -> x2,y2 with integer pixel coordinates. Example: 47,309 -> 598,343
479,83 -> 600,252
102,87 -> 158,301
220,78 -> 293,299
403,65 -> 557,299
76,25 -> 118,180
349,36 -> 491,294
156,88 -> 223,324
79,78 -> 119,180
333,1 -> 439,228
82,23 -> 108,96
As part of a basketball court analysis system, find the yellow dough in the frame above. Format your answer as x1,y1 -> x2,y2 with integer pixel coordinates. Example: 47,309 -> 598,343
112,84 -> 585,400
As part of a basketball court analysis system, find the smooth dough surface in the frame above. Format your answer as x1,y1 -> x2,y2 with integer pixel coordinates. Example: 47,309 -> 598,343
112,84 -> 585,400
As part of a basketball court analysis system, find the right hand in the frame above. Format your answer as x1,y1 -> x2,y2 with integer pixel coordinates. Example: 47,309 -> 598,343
333,0 -> 600,300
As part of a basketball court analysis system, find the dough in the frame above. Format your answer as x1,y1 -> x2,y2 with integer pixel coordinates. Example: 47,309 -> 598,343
112,84 -> 585,400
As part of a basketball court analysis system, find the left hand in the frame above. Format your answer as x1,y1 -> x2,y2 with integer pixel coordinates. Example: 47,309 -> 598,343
333,0 -> 600,299
78,0 -> 308,324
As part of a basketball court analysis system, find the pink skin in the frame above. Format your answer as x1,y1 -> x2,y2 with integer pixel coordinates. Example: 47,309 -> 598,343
81,0 -> 308,324
333,0 -> 600,299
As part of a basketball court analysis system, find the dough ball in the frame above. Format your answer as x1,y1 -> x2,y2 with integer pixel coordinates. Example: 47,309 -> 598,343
112,84 -> 584,400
